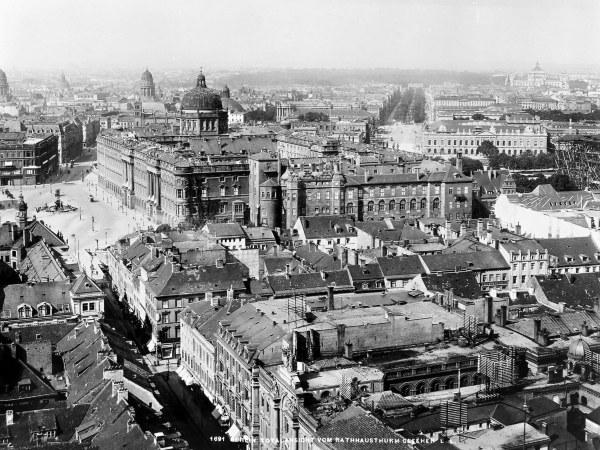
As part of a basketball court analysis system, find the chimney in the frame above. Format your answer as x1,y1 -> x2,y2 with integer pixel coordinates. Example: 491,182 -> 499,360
533,318 -> 542,343
499,305 -> 507,327
583,321 -> 590,337
515,223 -> 522,235
456,152 -> 464,173
285,263 -> 291,278
15,332 -> 21,344
459,222 -> 467,237
364,170 -> 368,183
338,246 -> 348,268
216,258 -> 224,269
320,270 -> 326,281
344,342 -> 353,359
476,219 -> 483,238
445,219 -> 452,239
327,285 -> 334,311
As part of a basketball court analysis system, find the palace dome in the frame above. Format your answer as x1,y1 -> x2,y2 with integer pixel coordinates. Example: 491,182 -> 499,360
568,336 -> 589,360
181,71 -> 222,111
141,69 -> 154,86
0,69 -> 7,87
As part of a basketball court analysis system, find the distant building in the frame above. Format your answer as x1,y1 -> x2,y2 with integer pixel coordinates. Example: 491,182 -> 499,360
25,119 -> 83,165
281,160 -> 473,229
140,68 -> 156,100
0,132 -> 58,185
0,68 -> 10,102
423,120 -> 547,157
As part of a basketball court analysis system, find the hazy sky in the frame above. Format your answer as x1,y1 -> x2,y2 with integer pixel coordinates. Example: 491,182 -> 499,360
2,0 -> 599,73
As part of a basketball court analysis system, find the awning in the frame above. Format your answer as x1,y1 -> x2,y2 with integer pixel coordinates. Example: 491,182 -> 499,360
175,365 -> 195,386
226,424 -> 241,442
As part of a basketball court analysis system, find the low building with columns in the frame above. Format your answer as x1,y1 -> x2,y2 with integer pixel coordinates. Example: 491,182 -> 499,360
423,120 -> 547,157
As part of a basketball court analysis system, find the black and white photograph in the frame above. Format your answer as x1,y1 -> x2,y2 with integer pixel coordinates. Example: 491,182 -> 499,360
1,0 -> 600,448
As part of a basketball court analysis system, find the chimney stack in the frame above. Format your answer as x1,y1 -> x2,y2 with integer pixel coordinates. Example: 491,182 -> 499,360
327,285 -> 334,311
459,222 -> 467,237
216,258 -> 224,269
533,318 -> 541,341
344,342 -> 353,359
476,219 -> 483,238
456,152 -> 464,173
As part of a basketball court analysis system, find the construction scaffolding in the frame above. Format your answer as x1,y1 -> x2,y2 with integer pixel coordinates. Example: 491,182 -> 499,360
555,135 -> 600,190
478,347 -> 520,393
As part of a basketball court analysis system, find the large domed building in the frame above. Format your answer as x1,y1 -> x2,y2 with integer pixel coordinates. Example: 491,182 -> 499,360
178,71 -> 228,135
140,68 -> 156,100
0,69 -> 10,102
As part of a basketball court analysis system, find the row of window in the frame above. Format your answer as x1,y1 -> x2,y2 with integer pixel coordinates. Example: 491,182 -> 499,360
428,138 -> 540,147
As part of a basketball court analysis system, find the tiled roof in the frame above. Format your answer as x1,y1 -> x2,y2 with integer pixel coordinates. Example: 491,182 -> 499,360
204,223 -> 246,238
537,237 -> 600,267
421,250 -> 509,273
294,243 -> 343,272
267,270 -> 353,296
70,273 -> 103,296
297,215 -> 356,240
376,255 -> 425,277
147,261 -> 248,297
1,322 -> 77,345
220,303 -> 294,366
56,322 -> 115,405
263,256 -> 300,276
182,299 -> 242,345
2,280 -> 73,318
347,264 -> 384,282
19,240 -> 71,283
505,184 -> 593,211
317,405 -> 410,450
533,273 -> 600,309
27,220 -> 67,247
421,272 -> 483,299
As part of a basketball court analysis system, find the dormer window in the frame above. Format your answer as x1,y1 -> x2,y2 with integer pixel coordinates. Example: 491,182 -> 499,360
581,255 -> 590,262
17,304 -> 32,318
565,255 -> 574,263
37,303 -> 52,317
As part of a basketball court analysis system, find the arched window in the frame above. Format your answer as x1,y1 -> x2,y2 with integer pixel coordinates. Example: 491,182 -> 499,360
409,199 -> 417,210
367,201 -> 374,212
346,203 -> 354,214
378,200 -> 385,212
18,305 -> 32,318
37,303 -> 51,317
432,198 -> 440,210
389,200 -> 395,211
399,200 -> 406,211
420,198 -> 427,209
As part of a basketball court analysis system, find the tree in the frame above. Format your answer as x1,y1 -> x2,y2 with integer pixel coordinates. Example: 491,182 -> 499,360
472,113 -> 485,120
298,111 -> 329,122
450,156 -> 483,175
476,140 -> 498,158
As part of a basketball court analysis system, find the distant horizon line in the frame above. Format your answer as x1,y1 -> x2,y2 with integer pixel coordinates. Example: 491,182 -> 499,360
3,64 -> 600,76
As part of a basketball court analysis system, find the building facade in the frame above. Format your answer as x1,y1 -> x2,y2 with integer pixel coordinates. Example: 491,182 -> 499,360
280,161 -> 474,229
0,132 -> 58,185
423,120 -> 547,157
26,119 -> 83,165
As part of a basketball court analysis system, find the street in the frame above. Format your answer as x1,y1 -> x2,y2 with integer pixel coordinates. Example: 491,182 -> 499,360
102,273 -> 237,449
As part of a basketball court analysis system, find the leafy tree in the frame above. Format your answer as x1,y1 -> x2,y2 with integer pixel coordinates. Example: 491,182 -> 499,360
298,111 -> 329,122
449,156 -> 483,175
472,113 -> 485,120
476,140 -> 499,158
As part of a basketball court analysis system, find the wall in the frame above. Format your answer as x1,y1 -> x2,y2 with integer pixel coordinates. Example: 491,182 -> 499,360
230,248 -> 260,279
